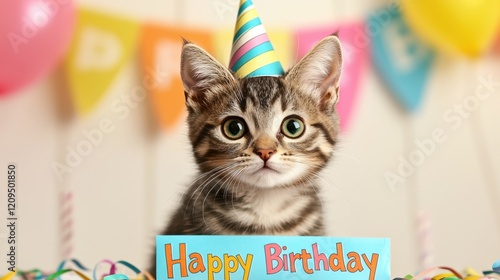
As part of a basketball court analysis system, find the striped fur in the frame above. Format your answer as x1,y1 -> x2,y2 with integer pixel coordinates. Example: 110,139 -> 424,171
149,35 -> 342,275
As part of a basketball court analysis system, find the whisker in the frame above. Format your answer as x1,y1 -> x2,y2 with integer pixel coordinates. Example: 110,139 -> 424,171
177,165 -> 225,210
221,167 -> 243,206
198,164 -> 240,224
308,170 -> 355,224
183,164 -> 230,205
184,163 -> 236,220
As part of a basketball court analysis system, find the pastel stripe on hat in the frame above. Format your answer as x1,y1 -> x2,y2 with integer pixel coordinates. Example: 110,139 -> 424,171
238,0 -> 253,15
230,0 -> 285,78
233,17 -> 261,43
231,24 -> 266,57
235,50 -> 282,78
236,3 -> 257,25
247,61 -> 284,77
229,33 -> 270,69
231,42 -> 275,72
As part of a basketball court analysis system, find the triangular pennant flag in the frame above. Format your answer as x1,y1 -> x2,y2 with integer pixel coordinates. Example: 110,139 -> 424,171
296,22 -> 368,132
140,24 -> 212,130
215,28 -> 292,72
494,32 -> 500,54
64,9 -> 139,115
229,0 -> 284,78
371,8 -> 435,112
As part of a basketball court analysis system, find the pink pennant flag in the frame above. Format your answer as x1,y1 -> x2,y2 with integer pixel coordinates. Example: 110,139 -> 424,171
296,22 -> 368,132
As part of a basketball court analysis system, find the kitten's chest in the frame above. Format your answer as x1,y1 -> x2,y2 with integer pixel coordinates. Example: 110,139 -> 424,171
245,188 -> 305,217
230,187 -> 320,234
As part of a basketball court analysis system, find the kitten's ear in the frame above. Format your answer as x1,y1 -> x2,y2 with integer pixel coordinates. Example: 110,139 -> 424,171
286,35 -> 342,111
181,42 -> 236,109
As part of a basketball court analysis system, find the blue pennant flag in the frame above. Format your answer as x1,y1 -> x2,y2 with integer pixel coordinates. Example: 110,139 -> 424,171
370,8 -> 435,112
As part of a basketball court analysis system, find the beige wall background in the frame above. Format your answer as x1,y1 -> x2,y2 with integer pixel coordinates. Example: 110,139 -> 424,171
0,0 -> 499,277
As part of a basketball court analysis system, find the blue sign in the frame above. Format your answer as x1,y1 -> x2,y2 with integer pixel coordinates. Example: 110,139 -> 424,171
156,235 -> 390,280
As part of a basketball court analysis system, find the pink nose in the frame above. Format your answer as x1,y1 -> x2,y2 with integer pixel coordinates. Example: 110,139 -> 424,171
255,149 -> 276,162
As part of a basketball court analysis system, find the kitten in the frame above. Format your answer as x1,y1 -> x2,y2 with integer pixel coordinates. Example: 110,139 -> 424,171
149,34 -> 342,275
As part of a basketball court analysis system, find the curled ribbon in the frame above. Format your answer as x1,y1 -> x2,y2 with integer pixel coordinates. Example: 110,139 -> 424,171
46,269 -> 90,280
0,259 -> 154,280
93,259 -> 116,280
92,259 -> 152,280
57,259 -> 89,272
395,264 -> 500,280
410,266 -> 463,279
103,274 -> 129,280
17,269 -> 45,280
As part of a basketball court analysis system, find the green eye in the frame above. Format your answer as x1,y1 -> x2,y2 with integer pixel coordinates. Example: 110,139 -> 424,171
281,116 -> 305,138
222,118 -> 247,140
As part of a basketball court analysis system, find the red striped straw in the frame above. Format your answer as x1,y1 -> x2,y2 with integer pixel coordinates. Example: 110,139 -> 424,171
60,191 -> 74,259
417,211 -> 434,270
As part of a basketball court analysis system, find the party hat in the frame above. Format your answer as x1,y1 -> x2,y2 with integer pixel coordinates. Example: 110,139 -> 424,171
229,0 -> 285,78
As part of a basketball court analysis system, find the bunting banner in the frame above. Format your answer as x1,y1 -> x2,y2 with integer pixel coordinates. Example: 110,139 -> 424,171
370,8 -> 435,112
1,2 -> 499,131
141,24 -> 213,130
296,22 -> 368,132
64,9 -> 139,115
9,4 -> 473,127
214,29 -> 293,72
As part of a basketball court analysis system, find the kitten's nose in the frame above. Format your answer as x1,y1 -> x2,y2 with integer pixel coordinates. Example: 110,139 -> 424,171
255,149 -> 276,162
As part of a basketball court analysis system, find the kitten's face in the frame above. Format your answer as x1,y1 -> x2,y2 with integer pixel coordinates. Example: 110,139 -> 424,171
181,36 -> 342,189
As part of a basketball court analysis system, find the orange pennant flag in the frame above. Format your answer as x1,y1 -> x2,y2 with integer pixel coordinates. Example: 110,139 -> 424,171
495,33 -> 500,53
140,24 -> 213,130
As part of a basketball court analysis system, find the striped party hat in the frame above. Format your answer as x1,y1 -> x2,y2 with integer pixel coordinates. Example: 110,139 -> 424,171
229,0 -> 285,78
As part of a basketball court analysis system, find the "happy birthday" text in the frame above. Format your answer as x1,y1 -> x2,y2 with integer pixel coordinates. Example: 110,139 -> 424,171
163,242 -> 380,280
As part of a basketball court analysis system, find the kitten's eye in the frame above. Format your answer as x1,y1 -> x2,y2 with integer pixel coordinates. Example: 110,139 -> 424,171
281,116 -> 305,139
222,117 -> 247,140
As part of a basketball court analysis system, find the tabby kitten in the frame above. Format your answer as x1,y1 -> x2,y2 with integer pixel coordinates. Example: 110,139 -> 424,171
168,34 -> 342,234
150,34 -> 342,274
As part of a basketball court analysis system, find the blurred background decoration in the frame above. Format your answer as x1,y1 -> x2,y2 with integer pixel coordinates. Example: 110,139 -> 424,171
1,0 -> 500,277
296,22 -> 368,131
0,0 -> 75,96
401,0 -> 500,58
370,7 -> 435,112
65,8 -> 139,115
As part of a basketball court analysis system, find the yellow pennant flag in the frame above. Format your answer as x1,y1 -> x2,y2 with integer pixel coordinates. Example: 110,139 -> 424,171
64,9 -> 139,115
140,24 -> 213,130
214,28 -> 293,71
